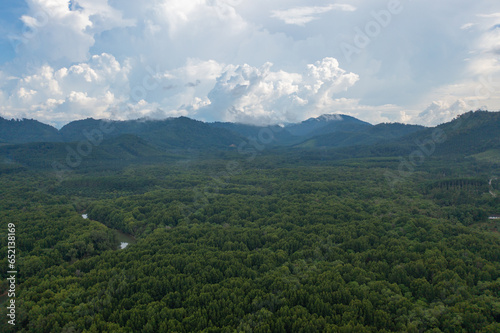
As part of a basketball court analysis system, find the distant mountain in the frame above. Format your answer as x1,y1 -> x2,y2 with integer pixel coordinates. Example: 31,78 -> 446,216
0,114 -> 396,148
59,118 -> 109,142
403,110 -> 500,156
325,111 -> 500,160
285,114 -> 372,137
298,123 -> 426,148
48,114 -> 380,149
132,117 -> 242,149
0,117 -> 61,143
209,122 -> 300,145
1,111 -> 499,160
59,116 -> 243,149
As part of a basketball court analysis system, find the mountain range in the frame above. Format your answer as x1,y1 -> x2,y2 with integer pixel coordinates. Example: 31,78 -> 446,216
1,110 -> 499,169
0,113 -> 420,147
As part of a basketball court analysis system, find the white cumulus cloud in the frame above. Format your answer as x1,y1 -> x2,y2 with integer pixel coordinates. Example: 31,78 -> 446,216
0,53 -> 132,126
196,57 -> 359,124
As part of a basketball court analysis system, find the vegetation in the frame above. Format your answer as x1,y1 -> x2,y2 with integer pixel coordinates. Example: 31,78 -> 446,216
0,111 -> 499,332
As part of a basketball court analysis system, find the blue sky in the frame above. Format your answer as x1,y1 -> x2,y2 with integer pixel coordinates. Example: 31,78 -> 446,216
1,0 -> 499,127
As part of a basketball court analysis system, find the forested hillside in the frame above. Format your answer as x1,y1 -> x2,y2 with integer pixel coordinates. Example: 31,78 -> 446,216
295,123 -> 425,148
0,113 -> 422,150
0,117 -> 61,143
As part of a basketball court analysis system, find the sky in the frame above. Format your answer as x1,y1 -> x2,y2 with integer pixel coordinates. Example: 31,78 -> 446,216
0,0 -> 500,128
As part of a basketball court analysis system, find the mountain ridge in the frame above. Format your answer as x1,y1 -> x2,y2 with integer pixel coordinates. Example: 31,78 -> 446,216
0,113 -> 378,147
1,111 -> 499,159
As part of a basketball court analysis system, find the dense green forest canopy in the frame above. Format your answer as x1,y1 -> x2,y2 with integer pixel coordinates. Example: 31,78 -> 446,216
0,110 -> 499,332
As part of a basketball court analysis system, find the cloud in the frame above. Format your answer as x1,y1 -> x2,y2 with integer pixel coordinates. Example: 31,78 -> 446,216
154,0 -> 247,39
2,0 -> 500,127
150,58 -> 227,114
271,4 -> 356,26
461,23 -> 476,30
196,57 -> 359,124
477,12 -> 500,19
406,6 -> 500,126
415,100 -> 471,126
11,0 -> 134,65
0,56 -> 225,125
0,53 -> 131,125
186,80 -> 201,87
480,28 -> 500,55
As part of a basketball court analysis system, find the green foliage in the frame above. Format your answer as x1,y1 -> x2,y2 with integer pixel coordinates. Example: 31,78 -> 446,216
0,150 -> 499,332
1,111 -> 500,331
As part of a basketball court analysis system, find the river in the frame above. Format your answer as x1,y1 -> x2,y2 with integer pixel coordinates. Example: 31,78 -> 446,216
114,229 -> 136,249
82,214 -> 136,249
